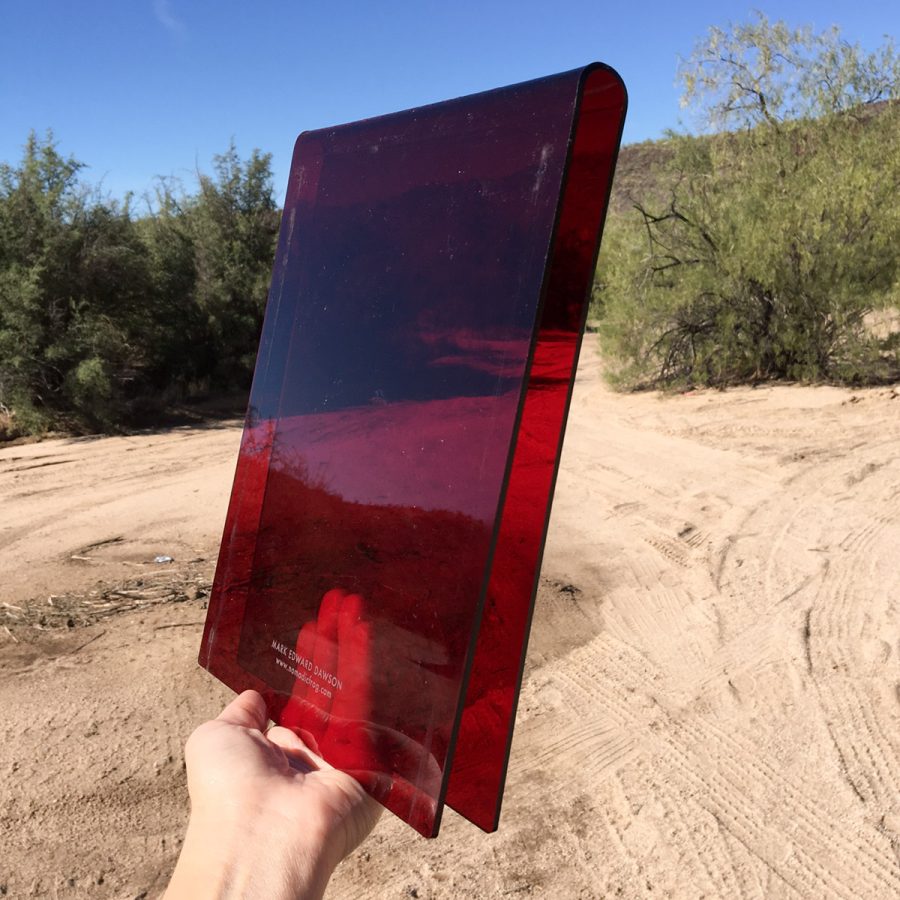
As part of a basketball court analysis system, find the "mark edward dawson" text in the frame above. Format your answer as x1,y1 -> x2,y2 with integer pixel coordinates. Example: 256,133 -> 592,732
271,639 -> 344,691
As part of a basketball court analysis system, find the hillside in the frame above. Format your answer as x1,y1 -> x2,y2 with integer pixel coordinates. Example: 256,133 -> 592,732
608,138 -> 676,214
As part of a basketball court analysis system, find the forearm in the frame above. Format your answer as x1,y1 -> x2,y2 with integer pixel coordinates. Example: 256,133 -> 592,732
165,810 -> 335,900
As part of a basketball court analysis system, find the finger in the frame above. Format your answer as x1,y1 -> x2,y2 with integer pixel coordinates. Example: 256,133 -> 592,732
294,618 -> 317,669
309,588 -> 343,716
289,619 -> 317,705
294,589 -> 343,752
322,593 -> 378,770
217,690 -> 268,730
332,592 -> 374,723
280,694 -> 329,755
266,725 -> 325,773
266,725 -> 332,769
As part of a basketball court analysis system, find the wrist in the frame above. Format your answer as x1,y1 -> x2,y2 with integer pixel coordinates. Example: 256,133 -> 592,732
165,804 -> 335,900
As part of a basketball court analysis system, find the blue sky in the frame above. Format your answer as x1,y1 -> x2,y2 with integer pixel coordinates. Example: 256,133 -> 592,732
1,2 -> 897,203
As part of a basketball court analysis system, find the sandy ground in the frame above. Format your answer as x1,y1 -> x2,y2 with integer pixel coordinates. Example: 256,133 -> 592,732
2,339 -> 899,899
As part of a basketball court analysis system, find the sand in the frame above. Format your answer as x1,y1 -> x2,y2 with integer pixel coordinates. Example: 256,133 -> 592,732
2,338 -> 899,899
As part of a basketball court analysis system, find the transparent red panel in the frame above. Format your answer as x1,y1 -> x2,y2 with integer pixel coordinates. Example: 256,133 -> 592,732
444,67 -> 628,830
200,64 -> 626,837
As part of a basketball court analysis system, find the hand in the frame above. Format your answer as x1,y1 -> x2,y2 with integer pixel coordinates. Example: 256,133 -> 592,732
165,689 -> 382,900
280,589 -> 441,834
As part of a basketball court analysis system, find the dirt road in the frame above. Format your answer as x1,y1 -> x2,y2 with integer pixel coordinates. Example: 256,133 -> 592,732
2,340 -> 899,898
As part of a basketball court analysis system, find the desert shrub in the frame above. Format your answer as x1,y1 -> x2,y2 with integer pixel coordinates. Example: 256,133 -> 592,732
0,134 -> 279,434
596,16 -> 900,388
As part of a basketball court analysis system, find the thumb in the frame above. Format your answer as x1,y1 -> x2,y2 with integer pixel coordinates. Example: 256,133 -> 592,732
216,690 -> 269,730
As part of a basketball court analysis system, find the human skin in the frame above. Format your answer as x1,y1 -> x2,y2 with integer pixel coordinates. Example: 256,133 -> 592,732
164,690 -> 382,900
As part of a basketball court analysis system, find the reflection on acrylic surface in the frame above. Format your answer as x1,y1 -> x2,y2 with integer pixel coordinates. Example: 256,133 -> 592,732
279,589 -> 443,831
200,63 -> 627,837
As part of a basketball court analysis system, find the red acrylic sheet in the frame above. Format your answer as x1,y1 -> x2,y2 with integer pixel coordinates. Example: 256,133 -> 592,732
199,63 -> 627,838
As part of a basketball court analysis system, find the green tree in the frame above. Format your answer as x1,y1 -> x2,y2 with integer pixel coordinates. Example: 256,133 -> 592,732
136,178 -> 205,395
0,132 -> 153,431
597,15 -> 900,387
0,136 -> 280,436
188,142 -> 280,389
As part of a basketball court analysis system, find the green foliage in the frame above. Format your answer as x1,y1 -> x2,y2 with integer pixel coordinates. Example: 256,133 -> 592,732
597,15 -> 900,388
678,13 -> 900,130
0,133 -> 279,435
0,133 -> 140,430
136,179 -> 206,392
190,143 -> 280,387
